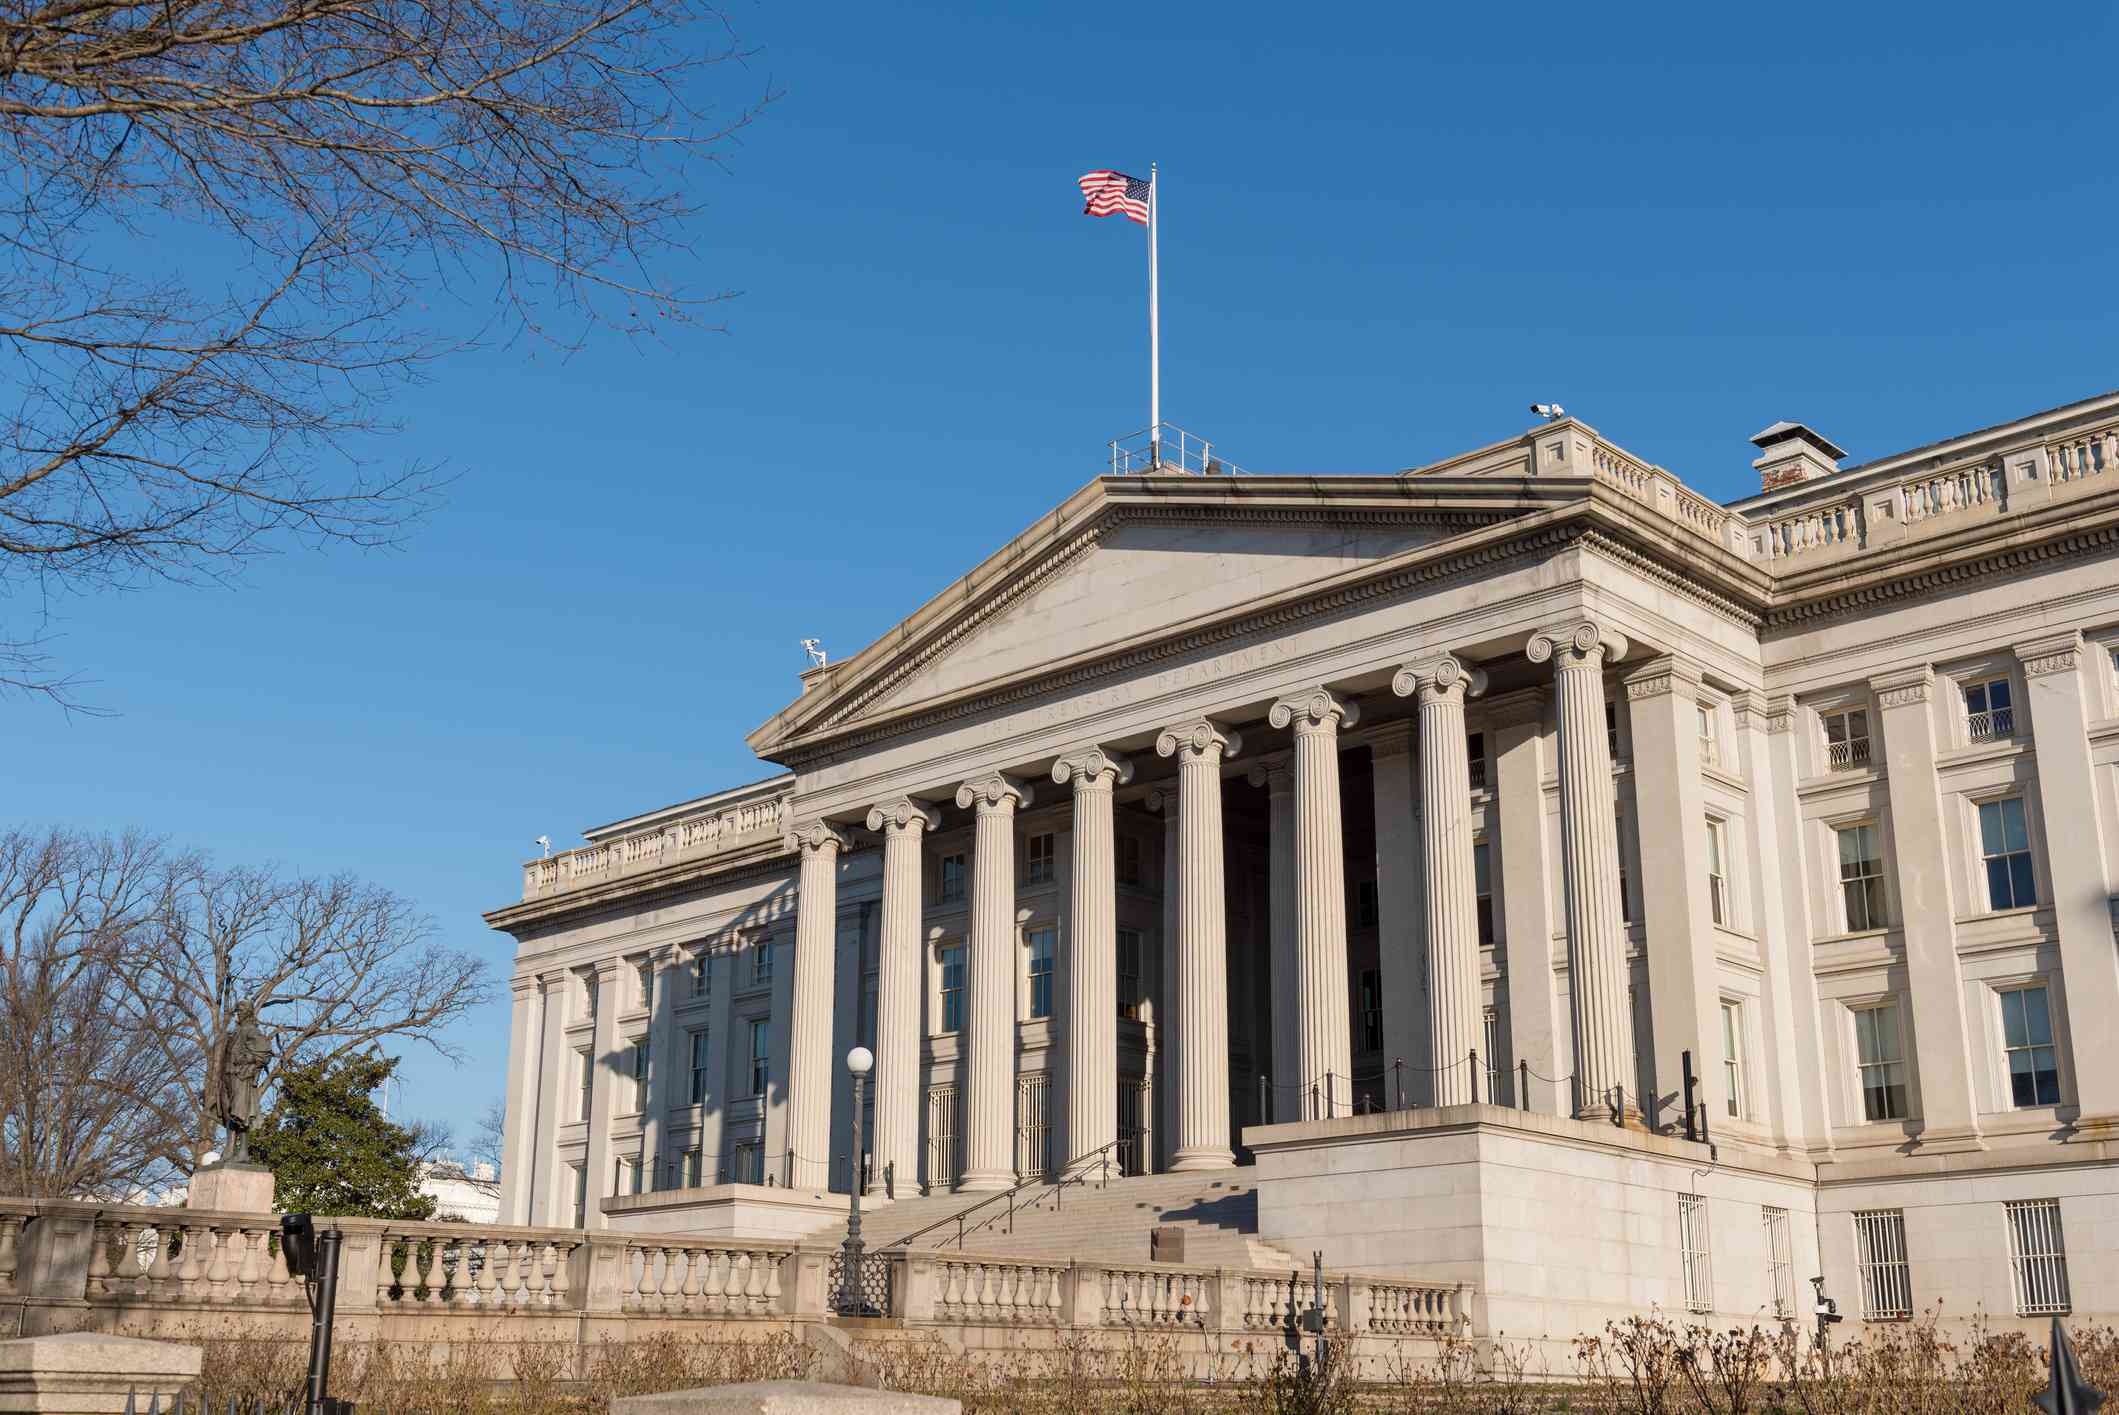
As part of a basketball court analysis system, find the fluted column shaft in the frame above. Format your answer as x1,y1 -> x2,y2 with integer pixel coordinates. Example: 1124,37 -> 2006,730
866,799 -> 937,1196
1054,748 -> 1131,1165
1248,756 -> 1300,1119
1157,719 -> 1241,1170
1270,690 -> 1357,1118
787,822 -> 845,1190
955,773 -> 1029,1191
1528,622 -> 1635,1117
1395,658 -> 1487,1106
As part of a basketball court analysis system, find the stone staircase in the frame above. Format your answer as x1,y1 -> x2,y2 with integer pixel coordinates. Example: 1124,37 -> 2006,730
819,1168 -> 1301,1271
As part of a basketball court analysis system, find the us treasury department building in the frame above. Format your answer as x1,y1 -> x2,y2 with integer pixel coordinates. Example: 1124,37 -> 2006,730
489,390 -> 2119,1338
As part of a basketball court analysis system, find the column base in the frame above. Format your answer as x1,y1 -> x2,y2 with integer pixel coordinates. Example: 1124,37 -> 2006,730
956,1169 -> 1014,1193
1170,1147 -> 1235,1172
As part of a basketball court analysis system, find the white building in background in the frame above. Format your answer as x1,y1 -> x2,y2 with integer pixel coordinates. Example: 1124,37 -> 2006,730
420,1160 -> 501,1224
488,390 -> 2119,1340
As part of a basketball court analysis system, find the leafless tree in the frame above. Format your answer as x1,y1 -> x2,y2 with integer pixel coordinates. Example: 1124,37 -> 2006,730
0,825 -> 492,1193
470,1096 -> 506,1174
0,0 -> 764,701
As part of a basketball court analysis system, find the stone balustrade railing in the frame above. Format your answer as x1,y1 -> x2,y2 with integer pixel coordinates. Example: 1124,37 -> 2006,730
1585,437 -> 1744,556
521,787 -> 790,901
0,1199 -> 1465,1345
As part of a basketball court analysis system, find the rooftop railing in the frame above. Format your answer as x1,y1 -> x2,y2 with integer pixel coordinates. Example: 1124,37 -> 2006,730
523,788 -> 791,901
1107,423 -> 1245,476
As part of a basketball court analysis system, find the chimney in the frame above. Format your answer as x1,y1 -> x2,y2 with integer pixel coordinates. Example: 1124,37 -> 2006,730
1751,421 -> 1847,492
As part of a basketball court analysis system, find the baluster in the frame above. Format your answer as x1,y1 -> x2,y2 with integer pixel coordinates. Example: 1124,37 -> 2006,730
0,1215 -> 19,1296
546,1241 -> 571,1308
762,1250 -> 783,1310
620,1245 -> 643,1310
703,1249 -> 730,1313
940,1262 -> 962,1316
202,1227 -> 234,1301
232,1226 -> 263,1303
114,1221 -> 151,1300
86,1221 -> 119,1298
680,1245 -> 706,1314
1046,1266 -> 1063,1324
471,1239 -> 498,1309
658,1246 -> 685,1313
741,1250 -> 766,1312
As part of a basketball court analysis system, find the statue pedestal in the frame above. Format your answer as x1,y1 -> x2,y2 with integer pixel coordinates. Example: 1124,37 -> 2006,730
188,1162 -> 275,1214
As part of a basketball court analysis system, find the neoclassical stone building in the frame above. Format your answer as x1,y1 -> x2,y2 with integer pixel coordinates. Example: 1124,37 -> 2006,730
489,389 -> 2119,1337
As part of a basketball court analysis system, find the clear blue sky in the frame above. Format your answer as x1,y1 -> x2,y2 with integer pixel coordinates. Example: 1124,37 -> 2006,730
9,2 -> 2116,1151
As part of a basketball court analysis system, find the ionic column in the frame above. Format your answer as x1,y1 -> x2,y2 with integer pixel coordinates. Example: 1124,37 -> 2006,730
866,798 -> 940,1195
786,820 -> 846,1191
1148,787 -> 1180,1173
1053,747 -> 1132,1165
1156,718 -> 1242,1169
1247,754 -> 1300,1120
954,772 -> 1031,1191
1394,656 -> 1487,1107
1526,621 -> 1635,1119
1268,690 -> 1358,1119
1367,723 -> 1428,1110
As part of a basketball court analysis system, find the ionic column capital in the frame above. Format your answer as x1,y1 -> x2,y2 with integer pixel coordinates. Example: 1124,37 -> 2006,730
1391,655 -> 1488,706
1526,620 -> 1630,670
1246,751 -> 1297,791
1051,746 -> 1134,790
866,798 -> 942,836
955,771 -> 1032,813
1268,688 -> 1360,734
1156,718 -> 1242,763
787,819 -> 848,855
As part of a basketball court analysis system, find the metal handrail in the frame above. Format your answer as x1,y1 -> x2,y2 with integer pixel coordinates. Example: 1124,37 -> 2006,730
884,1137 -> 1134,1252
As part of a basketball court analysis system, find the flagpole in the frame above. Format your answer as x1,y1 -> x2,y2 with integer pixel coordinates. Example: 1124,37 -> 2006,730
1148,162 -> 1160,469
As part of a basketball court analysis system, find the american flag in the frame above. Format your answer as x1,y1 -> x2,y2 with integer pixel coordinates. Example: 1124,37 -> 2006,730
1078,170 -> 1151,225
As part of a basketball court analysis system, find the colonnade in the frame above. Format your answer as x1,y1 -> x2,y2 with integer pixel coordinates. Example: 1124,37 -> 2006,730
785,623 -> 1637,1192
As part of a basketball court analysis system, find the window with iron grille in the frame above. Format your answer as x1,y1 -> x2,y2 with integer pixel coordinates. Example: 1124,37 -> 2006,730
1824,708 -> 1872,770
1837,823 -> 1888,932
1763,1206 -> 1794,1318
1117,834 -> 1143,887
688,1029 -> 710,1106
1358,969 -> 1382,1051
939,945 -> 966,1033
747,1018 -> 770,1096
1853,1002 -> 1909,1122
939,852 -> 967,903
1705,817 -> 1730,927
2000,985 -> 2061,1108
682,1148 -> 703,1188
1027,926 -> 1056,1019
1466,731 -> 1487,790
1978,799 -> 2036,911
731,1140 -> 761,1185
1606,701 -> 1621,758
1720,1001 -> 1745,1119
1023,832 -> 1055,885
2006,1198 -> 2070,1315
1964,676 -> 2015,742
926,1084 -> 961,1191
1016,1073 -> 1053,1181
1117,928 -> 1143,1020
1474,841 -> 1495,946
1853,1209 -> 1913,1319
1678,1194 -> 1713,1313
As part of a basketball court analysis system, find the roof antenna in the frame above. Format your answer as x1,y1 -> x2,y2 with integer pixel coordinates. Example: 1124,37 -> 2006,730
801,638 -> 828,669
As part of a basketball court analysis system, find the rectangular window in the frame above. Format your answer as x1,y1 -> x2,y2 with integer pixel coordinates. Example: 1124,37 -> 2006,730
688,1029 -> 710,1105
1824,708 -> 1872,770
682,1148 -> 703,1188
1721,1001 -> 1744,1119
1356,879 -> 1379,928
636,959 -> 654,1011
1853,1002 -> 1909,1122
747,1018 -> 770,1097
939,852 -> 967,903
1763,1207 -> 1795,1319
1978,798 -> 2036,911
1483,1008 -> 1502,1101
1678,1193 -> 1713,1313
1705,818 -> 1729,927
1117,835 -> 1143,887
1359,969 -> 1383,1052
1837,823 -> 1888,932
613,1156 -> 639,1197
752,940 -> 774,986
1023,832 -> 1055,885
1965,676 -> 2015,742
1117,928 -> 1143,1020
1607,701 -> 1621,758
629,1039 -> 650,1112
691,950 -> 710,1000
577,1049 -> 594,1122
2006,1198 -> 2071,1316
731,1140 -> 762,1186
570,1163 -> 587,1227
1473,841 -> 1495,946
1466,731 -> 1487,790
940,946 -> 966,1033
1697,702 -> 1719,766
2000,985 -> 2061,1108
1616,809 -> 1632,922
1027,926 -> 1056,1019
1853,1209 -> 1913,1319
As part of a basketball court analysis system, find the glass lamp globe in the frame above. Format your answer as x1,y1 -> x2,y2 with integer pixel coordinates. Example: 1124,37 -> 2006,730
846,1045 -> 874,1076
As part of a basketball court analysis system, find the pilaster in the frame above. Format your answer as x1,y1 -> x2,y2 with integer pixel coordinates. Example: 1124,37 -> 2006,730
785,820 -> 847,1191
867,798 -> 940,1195
1393,657 -> 1487,1107
1157,718 -> 1241,1169
1053,747 -> 1133,1164
499,974 -> 546,1224
584,957 -> 621,1225
1745,692 -> 1830,1152
955,771 -> 1031,1190
2014,631 -> 2119,1126
1871,664 -> 1984,1151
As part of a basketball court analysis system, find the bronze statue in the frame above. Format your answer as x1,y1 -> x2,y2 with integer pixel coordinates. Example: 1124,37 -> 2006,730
206,1000 -> 274,1163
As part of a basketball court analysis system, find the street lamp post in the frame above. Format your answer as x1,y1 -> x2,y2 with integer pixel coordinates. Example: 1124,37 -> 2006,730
835,1045 -> 875,1317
